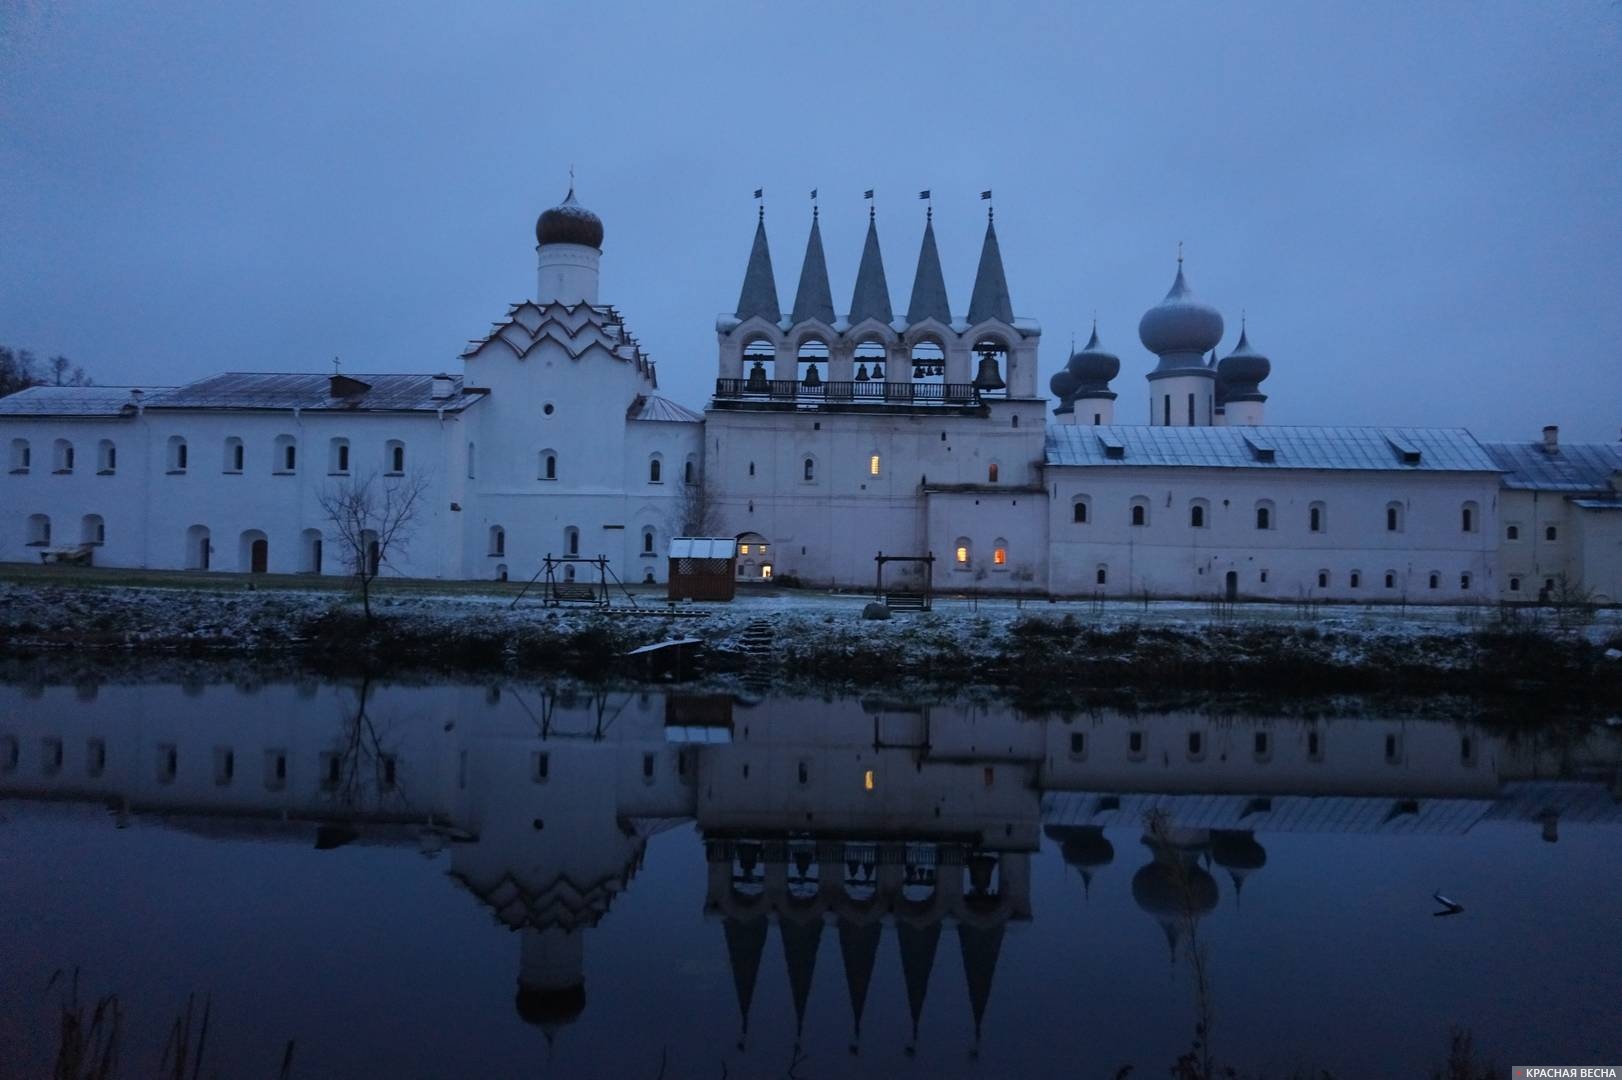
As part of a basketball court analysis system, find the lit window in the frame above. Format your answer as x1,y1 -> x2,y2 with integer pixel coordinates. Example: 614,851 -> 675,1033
863,769 -> 874,791
955,545 -> 969,565
740,543 -> 750,554
987,463 -> 999,483
761,564 -> 772,580
869,454 -> 881,476
993,546 -> 1007,566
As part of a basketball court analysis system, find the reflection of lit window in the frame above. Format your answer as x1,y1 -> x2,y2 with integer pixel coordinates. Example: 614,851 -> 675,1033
993,547 -> 1007,566
761,564 -> 773,580
864,769 -> 875,791
740,544 -> 750,554
869,454 -> 880,476
956,546 -> 968,564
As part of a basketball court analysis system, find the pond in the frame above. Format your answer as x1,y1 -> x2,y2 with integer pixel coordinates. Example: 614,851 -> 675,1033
2,677 -> 1619,1078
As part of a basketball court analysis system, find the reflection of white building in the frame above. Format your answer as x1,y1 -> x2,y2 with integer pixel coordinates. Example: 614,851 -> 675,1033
6,680 -> 1620,1052
5,190 -> 1620,600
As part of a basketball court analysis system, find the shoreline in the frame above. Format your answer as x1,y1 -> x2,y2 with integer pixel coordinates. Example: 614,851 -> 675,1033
3,576 -> 1619,710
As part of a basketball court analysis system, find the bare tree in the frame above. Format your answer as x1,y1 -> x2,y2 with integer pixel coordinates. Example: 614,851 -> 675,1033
671,473 -> 726,536
316,471 -> 430,621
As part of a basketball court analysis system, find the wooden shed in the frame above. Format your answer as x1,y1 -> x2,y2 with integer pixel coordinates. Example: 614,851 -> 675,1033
667,537 -> 738,601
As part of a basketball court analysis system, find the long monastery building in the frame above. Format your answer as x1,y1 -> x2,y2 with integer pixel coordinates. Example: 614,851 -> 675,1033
3,189 -> 1619,603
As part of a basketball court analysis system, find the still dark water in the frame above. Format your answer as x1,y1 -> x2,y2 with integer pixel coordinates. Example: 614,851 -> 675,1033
2,677 -> 1619,1079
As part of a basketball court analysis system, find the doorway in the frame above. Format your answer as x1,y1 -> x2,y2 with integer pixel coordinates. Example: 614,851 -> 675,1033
1224,570 -> 1238,602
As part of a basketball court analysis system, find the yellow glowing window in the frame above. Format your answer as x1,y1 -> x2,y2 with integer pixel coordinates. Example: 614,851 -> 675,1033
955,546 -> 969,564
869,454 -> 881,476
739,544 -> 750,554
761,564 -> 773,580
864,769 -> 875,791
994,547 -> 1007,566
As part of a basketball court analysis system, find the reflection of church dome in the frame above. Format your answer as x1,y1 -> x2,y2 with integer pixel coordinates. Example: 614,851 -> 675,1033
1209,829 -> 1267,899
1132,836 -> 1219,962
515,983 -> 586,1030
1045,824 -> 1115,899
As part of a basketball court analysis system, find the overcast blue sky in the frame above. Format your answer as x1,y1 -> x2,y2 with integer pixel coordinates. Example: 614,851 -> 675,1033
2,1 -> 1618,440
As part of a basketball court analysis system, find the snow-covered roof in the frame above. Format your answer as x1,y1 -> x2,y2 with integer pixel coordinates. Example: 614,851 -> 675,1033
1481,440 -> 1622,492
1045,425 -> 1501,473
628,394 -> 703,423
139,373 -> 483,413
669,537 -> 736,559
0,385 -> 173,418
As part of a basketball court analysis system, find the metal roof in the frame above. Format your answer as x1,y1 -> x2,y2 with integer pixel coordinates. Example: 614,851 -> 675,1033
1042,791 -> 1494,836
0,386 -> 171,418
847,211 -> 893,326
1481,440 -> 1622,492
1045,424 -> 1502,473
1571,498 -> 1622,511
141,373 -> 482,413
628,394 -> 703,423
669,537 -> 736,559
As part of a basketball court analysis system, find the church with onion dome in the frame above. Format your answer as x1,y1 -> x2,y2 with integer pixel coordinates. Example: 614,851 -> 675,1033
2,185 -> 1618,602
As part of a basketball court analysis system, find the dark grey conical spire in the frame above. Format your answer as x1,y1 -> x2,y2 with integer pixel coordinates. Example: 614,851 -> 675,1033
906,211 -> 952,325
791,209 -> 836,325
724,915 -> 768,1042
838,917 -> 881,1049
967,211 -> 1013,325
847,209 -> 893,325
735,209 -> 781,323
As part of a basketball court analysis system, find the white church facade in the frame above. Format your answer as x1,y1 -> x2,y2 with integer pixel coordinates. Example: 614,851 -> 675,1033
3,188 -> 1619,603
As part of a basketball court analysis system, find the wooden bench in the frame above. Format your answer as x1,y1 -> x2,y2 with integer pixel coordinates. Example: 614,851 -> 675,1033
549,581 -> 600,604
884,591 -> 928,612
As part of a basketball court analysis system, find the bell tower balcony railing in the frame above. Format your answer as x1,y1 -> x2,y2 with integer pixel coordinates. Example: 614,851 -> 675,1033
713,377 -> 983,407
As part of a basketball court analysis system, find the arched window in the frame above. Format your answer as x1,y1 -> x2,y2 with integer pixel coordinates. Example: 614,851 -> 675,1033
1460,572 -> 1472,590
81,514 -> 105,546
97,439 -> 116,474
488,525 -> 505,556
1316,569 -> 1329,588
167,436 -> 188,473
1428,572 -> 1440,590
649,455 -> 662,484
1349,570 -> 1361,589
869,453 -> 881,477
540,450 -> 557,481
971,337 -> 1009,399
1096,565 -> 1108,586
273,434 -> 297,474
1509,576 -> 1521,592
642,526 -> 656,555
909,338 -> 946,389
1255,500 -> 1274,530
987,463 -> 999,483
386,440 -> 405,475
1130,496 -> 1150,527
802,456 -> 816,482
684,457 -> 696,485
992,539 -> 1009,568
224,437 -> 244,473
9,438 -> 30,473
954,538 -> 971,568
329,437 -> 350,475
26,514 -> 51,546
1309,501 -> 1326,533
1384,570 -> 1397,589
1461,502 -> 1478,533
1545,525 -> 1558,542
1506,524 -> 1519,540
1386,502 -> 1403,533
1072,497 -> 1090,524
853,339 -> 886,385
1189,499 -> 1209,529
53,439 -> 74,473
565,526 -> 580,557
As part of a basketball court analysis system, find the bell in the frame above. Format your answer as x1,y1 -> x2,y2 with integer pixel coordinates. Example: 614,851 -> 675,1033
967,853 -> 997,895
972,352 -> 1006,391
913,364 -> 925,379
801,363 -> 821,388
745,359 -> 769,392
854,363 -> 869,382
871,361 -> 884,380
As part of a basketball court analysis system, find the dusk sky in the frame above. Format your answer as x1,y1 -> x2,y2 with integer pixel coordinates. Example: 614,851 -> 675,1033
2,1 -> 1618,441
